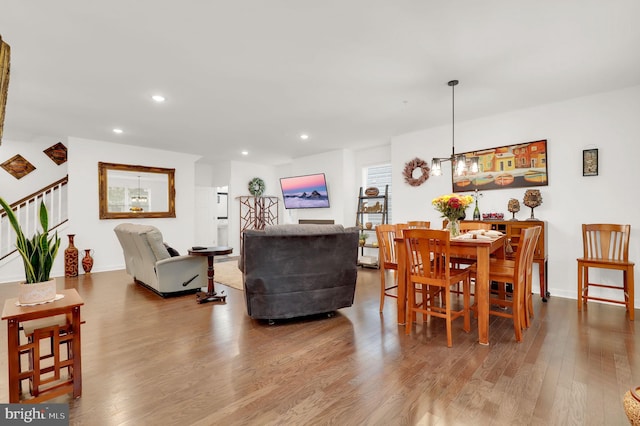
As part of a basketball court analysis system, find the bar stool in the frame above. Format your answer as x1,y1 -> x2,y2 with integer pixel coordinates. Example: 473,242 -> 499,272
20,315 -> 75,398
577,223 -> 635,320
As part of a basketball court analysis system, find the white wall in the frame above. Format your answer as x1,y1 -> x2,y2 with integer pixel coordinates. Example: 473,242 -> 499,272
227,160 -> 279,255
4,85 -> 639,310
391,84 -> 640,306
0,138 -> 70,282
194,186 -> 217,246
223,149 -> 358,255
278,149 -> 357,227
0,138 -> 68,202
65,138 -> 201,274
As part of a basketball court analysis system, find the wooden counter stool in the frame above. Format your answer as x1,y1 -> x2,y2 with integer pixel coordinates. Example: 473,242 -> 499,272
577,223 -> 635,320
2,289 -> 84,403
21,315 -> 74,397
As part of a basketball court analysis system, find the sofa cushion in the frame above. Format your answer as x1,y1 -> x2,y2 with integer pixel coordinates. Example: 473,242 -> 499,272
264,224 -> 345,235
145,229 -> 171,261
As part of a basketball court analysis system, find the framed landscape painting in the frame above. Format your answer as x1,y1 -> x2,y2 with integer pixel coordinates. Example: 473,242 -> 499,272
452,139 -> 548,193
582,148 -> 598,176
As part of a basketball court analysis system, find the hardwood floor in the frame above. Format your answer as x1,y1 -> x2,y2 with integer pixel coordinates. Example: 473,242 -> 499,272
0,268 -> 638,425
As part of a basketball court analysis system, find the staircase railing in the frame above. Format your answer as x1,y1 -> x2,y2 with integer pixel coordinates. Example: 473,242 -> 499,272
0,176 -> 68,261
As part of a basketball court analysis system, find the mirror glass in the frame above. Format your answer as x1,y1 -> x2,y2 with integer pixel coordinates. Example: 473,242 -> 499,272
98,162 -> 176,219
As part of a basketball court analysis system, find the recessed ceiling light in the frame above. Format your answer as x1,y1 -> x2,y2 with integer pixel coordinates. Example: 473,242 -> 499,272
113,128 -> 123,134
241,150 -> 248,156
151,95 -> 165,103
300,134 -> 309,140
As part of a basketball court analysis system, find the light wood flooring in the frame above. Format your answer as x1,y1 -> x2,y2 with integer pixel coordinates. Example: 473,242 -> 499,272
0,268 -> 638,425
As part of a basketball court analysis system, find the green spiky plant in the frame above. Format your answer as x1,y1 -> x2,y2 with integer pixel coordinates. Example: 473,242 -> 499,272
0,197 -> 61,283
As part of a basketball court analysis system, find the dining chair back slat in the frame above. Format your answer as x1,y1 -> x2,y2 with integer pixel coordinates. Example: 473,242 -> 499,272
407,221 -> 430,229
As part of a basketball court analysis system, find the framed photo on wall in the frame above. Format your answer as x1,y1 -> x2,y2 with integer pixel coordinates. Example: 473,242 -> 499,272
452,139 -> 548,193
583,148 -> 598,176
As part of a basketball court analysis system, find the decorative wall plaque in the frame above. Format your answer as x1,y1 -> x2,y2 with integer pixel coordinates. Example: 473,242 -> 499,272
1,154 -> 36,179
43,142 -> 68,165
582,148 -> 598,176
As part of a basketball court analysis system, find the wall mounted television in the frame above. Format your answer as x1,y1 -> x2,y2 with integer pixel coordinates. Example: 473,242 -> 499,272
280,173 -> 330,209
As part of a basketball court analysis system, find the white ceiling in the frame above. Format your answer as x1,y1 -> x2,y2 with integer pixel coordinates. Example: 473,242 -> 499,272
2,1 -> 640,165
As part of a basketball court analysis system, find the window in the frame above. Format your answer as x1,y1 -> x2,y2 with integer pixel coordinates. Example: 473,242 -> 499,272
364,163 -> 392,224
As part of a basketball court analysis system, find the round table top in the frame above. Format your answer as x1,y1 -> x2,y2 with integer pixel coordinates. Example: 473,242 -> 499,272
187,246 -> 233,256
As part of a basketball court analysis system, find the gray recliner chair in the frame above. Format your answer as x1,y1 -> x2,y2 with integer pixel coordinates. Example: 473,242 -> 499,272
240,224 -> 359,321
114,223 -> 207,297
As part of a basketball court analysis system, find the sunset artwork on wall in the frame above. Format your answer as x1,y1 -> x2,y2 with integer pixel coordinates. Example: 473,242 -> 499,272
451,139 -> 548,193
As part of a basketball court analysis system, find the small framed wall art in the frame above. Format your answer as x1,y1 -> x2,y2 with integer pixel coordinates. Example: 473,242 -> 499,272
583,148 -> 598,176
43,142 -> 68,165
1,154 -> 36,179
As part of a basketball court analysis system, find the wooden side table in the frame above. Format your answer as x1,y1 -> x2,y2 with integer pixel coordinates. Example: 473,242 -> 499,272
188,246 -> 233,304
1,288 -> 84,403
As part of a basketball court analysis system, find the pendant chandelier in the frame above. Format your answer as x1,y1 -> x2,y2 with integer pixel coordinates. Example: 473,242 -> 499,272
431,80 -> 478,177
130,175 -> 147,204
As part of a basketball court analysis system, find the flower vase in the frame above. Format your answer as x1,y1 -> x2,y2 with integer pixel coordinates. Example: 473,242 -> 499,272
64,234 -> 79,277
446,219 -> 460,238
624,386 -> 640,425
82,249 -> 94,274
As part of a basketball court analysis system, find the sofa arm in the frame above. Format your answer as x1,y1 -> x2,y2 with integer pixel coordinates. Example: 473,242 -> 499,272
155,255 -> 208,292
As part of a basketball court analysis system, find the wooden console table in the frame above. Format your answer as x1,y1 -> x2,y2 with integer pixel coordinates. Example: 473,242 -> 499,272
462,219 -> 549,301
1,288 -> 84,403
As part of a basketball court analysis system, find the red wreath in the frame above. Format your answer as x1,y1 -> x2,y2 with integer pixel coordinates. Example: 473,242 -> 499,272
403,157 -> 430,186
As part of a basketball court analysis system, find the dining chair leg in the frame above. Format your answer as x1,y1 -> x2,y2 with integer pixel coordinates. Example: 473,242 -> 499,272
445,287 -> 453,348
513,299 -> 523,342
577,263 -> 584,311
463,277 -> 471,333
405,281 -> 415,335
627,267 -> 635,321
379,268 -> 386,312
584,267 -> 590,305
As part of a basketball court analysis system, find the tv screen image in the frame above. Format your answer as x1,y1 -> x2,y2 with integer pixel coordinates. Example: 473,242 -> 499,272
280,173 -> 330,209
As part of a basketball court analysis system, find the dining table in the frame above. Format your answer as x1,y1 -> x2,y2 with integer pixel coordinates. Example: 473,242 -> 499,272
395,232 -> 506,345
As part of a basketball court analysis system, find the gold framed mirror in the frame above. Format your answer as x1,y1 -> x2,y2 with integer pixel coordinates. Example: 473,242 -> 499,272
98,162 -> 176,219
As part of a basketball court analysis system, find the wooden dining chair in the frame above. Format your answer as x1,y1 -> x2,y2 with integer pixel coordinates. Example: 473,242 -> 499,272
469,226 -> 540,341
403,229 -> 471,347
523,226 -> 542,328
407,221 -> 430,229
376,223 -> 409,312
577,224 -> 635,320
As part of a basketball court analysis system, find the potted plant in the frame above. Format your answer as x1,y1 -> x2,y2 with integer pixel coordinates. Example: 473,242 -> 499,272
359,233 -> 368,247
0,197 -> 61,304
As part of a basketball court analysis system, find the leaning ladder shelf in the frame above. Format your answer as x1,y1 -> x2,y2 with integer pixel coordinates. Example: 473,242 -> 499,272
356,185 -> 389,268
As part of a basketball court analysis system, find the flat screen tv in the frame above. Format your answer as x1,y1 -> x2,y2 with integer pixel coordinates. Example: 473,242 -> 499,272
280,173 -> 330,209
